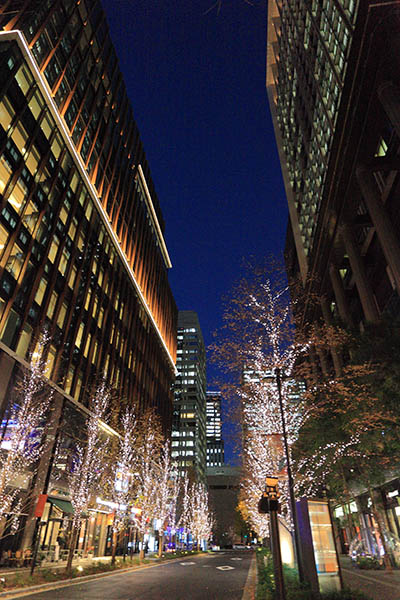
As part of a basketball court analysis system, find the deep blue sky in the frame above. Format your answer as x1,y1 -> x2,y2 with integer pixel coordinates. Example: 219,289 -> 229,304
101,0 -> 288,462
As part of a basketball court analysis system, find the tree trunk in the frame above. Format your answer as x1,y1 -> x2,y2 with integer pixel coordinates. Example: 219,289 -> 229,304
139,534 -> 145,560
111,529 -> 118,566
65,526 -> 79,577
369,489 -> 392,571
158,532 -> 164,557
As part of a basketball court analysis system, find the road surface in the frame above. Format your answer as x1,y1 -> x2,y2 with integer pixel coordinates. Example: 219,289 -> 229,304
16,550 -> 254,600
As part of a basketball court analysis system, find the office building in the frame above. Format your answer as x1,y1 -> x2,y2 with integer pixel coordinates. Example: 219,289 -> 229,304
206,391 -> 224,468
267,0 -> 400,552
172,311 -> 206,482
0,0 -> 177,552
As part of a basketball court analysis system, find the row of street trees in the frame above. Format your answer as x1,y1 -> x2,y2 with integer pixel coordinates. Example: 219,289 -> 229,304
0,333 -> 213,574
211,258 -> 400,568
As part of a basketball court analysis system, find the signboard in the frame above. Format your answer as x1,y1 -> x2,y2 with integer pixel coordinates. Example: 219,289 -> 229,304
34,494 -> 48,518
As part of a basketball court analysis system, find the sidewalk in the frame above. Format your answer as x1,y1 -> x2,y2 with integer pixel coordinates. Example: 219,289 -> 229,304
340,555 -> 400,600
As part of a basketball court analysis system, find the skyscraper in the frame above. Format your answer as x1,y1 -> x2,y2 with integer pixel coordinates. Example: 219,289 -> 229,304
172,311 -> 207,482
206,391 -> 224,468
267,0 -> 400,328
267,0 -> 400,548
0,0 -> 177,551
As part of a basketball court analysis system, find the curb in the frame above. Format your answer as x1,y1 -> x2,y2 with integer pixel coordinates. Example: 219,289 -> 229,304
0,555 -> 198,599
241,555 -> 257,600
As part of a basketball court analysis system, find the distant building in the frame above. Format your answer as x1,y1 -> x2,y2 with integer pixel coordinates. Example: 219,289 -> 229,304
172,311 -> 207,482
207,466 -> 243,547
206,391 -> 224,468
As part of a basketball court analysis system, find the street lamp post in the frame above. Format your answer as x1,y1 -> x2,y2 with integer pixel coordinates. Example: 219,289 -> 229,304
258,476 -> 286,600
275,367 -> 303,582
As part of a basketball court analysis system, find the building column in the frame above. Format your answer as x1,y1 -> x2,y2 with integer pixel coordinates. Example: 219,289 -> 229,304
340,223 -> 380,324
320,296 -> 343,376
377,81 -> 400,140
356,164 -> 400,292
329,264 -> 355,329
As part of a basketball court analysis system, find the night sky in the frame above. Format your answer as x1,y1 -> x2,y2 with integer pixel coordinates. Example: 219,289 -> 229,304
101,0 -> 288,462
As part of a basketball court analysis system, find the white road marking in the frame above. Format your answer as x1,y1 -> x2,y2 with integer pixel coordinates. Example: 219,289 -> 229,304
180,561 -> 196,565
231,557 -> 242,561
216,565 -> 235,571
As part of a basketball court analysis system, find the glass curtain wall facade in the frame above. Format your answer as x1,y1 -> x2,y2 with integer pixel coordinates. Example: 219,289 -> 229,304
0,0 -> 178,552
172,311 -> 207,482
0,1 -> 177,424
267,0 -> 358,275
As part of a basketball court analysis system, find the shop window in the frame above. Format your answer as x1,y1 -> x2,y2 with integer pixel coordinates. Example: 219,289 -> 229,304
15,322 -> 33,359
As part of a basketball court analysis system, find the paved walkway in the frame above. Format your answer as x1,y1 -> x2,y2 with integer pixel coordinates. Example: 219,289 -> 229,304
340,556 -> 400,600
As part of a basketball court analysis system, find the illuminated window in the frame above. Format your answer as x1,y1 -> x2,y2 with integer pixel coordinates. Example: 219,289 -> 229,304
40,113 -> 55,140
68,265 -> 77,288
8,177 -> 28,213
34,278 -> 47,305
0,97 -> 14,131
11,122 -> 29,155
0,224 -> 9,259
47,291 -> 58,319
15,323 -> 32,359
48,237 -> 60,263
28,93 -> 43,120
83,333 -> 91,358
75,323 -> 85,348
25,145 -> 40,175
0,155 -> 12,194
64,367 -> 74,394
56,302 -> 67,328
5,243 -> 24,279
15,66 -> 33,95
44,345 -> 57,378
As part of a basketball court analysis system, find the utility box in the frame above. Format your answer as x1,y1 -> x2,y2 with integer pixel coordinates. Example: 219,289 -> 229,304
297,498 -> 342,594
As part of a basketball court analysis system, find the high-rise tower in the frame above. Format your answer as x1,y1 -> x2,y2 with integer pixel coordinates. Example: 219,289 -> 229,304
267,0 -> 400,328
172,311 -> 207,482
206,391 -> 224,468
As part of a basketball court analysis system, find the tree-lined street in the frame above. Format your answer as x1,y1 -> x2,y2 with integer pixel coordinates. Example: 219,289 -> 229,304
15,551 -> 254,600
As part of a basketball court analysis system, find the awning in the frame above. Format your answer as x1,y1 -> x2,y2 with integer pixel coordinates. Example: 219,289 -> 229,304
48,497 -> 74,514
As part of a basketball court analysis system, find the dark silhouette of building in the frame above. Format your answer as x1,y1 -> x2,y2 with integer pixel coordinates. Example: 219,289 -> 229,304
0,0 -> 177,551
206,391 -> 224,468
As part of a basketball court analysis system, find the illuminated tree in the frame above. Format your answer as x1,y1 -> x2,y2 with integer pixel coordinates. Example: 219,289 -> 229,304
107,407 -> 138,565
66,379 -> 110,575
0,331 -> 52,537
155,441 -> 178,556
134,409 -> 163,559
187,482 -> 213,550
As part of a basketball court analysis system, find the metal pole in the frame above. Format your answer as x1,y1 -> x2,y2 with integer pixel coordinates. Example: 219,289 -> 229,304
270,507 -> 286,600
275,367 -> 304,582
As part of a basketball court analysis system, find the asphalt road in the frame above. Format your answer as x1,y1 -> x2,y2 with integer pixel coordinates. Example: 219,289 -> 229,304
16,550 -> 254,600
